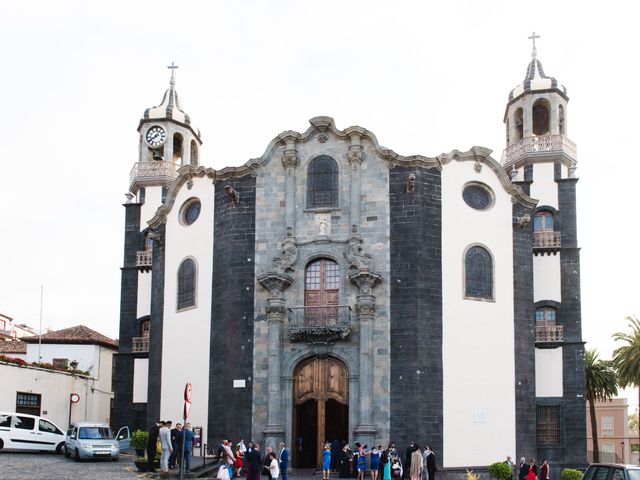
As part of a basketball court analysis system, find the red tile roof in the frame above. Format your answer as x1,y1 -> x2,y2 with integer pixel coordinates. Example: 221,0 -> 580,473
0,340 -> 27,354
21,325 -> 118,349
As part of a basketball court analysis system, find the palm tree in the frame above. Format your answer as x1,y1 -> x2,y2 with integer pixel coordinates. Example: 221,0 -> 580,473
585,348 -> 618,462
613,315 -> 640,462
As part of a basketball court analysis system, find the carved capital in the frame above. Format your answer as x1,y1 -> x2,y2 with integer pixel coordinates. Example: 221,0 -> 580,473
281,149 -> 299,174
258,272 -> 294,295
355,303 -> 376,317
349,269 -> 382,295
347,146 -> 365,169
266,304 -> 287,321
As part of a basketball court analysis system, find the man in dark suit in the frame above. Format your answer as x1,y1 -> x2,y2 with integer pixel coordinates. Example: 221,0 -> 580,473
279,442 -> 289,480
169,423 -> 182,469
147,421 -> 162,473
518,457 -> 530,480
426,446 -> 437,480
246,442 -> 263,480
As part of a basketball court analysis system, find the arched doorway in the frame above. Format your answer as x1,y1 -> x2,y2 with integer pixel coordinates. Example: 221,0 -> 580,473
293,356 -> 349,469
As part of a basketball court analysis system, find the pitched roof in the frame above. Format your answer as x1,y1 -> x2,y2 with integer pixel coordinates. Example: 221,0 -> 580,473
21,325 -> 118,349
0,340 -> 27,354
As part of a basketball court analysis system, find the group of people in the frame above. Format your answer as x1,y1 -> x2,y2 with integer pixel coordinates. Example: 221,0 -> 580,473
511,457 -> 550,480
334,442 -> 437,480
216,439 -> 290,480
147,420 -> 196,473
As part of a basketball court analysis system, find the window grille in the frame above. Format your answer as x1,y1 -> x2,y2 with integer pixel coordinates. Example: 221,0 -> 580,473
465,246 -> 493,300
16,392 -> 41,416
536,404 -> 563,447
307,155 -> 338,208
177,258 -> 197,309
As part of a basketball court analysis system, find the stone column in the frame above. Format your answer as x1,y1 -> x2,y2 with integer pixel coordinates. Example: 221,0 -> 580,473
258,273 -> 294,450
347,131 -> 365,230
280,135 -> 299,235
282,376 -> 294,451
348,374 -> 359,443
349,269 -> 382,447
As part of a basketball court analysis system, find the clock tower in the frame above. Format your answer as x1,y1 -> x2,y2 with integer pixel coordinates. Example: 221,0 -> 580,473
130,63 -> 202,204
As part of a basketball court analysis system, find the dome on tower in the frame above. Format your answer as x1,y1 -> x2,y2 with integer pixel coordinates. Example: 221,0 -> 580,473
507,54 -> 567,104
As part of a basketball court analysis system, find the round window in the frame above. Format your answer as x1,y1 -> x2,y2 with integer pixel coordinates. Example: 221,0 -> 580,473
180,198 -> 201,225
462,183 -> 493,210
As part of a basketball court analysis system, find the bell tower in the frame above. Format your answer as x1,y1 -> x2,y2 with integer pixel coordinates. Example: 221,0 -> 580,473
130,63 -> 203,205
503,34 -> 586,468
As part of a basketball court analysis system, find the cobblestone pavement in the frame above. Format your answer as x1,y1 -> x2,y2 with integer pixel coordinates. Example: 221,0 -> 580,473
0,451 -> 147,480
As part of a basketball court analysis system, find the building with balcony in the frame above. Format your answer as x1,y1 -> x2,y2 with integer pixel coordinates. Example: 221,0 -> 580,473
114,38 -> 585,474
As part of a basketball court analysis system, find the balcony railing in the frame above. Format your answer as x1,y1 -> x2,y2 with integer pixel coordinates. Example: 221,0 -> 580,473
535,325 -> 564,343
533,231 -> 561,249
287,306 -> 351,342
132,336 -> 149,353
136,250 -> 153,267
129,161 -> 179,188
501,134 -> 577,166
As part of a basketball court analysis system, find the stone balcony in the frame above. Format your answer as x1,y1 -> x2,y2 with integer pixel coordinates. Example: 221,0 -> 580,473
533,231 -> 561,251
129,161 -> 179,190
136,250 -> 153,268
535,325 -> 564,344
132,336 -> 149,353
287,305 -> 351,342
501,134 -> 577,167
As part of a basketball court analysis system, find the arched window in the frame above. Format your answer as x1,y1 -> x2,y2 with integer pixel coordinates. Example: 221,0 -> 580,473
532,99 -> 550,135
177,258 -> 197,310
514,108 -> 524,141
304,258 -> 340,326
464,246 -> 493,300
190,140 -> 198,166
307,155 -> 339,209
534,211 -> 554,232
140,319 -> 150,337
173,133 -> 184,164
535,307 -> 557,327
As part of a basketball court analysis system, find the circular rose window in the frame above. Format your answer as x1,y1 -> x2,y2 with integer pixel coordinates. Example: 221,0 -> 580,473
462,183 -> 493,211
180,198 -> 201,225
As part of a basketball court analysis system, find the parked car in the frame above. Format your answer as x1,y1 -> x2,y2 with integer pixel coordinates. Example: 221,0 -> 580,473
64,422 -> 130,461
0,411 -> 65,453
583,464 -> 640,480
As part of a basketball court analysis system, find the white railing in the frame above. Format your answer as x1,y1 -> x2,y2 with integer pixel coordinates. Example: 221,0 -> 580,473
132,336 -> 149,353
533,231 -> 561,249
129,161 -> 179,187
136,250 -> 153,267
535,325 -> 564,343
502,134 -> 577,166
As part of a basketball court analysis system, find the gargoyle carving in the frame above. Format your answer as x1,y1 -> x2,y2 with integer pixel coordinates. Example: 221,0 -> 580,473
345,234 -> 374,271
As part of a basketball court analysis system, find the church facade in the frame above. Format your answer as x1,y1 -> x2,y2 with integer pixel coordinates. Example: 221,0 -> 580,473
113,47 -> 586,472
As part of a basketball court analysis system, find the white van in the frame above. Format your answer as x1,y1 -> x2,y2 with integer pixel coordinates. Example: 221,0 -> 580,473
0,411 -> 65,453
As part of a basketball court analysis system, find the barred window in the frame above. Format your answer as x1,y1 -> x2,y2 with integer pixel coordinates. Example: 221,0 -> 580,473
307,155 -> 339,208
16,392 -> 41,416
177,258 -> 197,310
536,404 -> 563,446
464,246 -> 493,300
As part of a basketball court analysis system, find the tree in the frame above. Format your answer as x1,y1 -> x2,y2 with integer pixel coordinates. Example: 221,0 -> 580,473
585,348 -> 618,462
613,315 -> 640,462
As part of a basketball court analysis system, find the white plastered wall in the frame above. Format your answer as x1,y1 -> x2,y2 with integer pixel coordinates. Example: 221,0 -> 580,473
535,348 -> 563,397
137,271 -> 152,318
442,160 -> 516,467
159,176 -> 213,434
133,358 -> 149,403
533,254 -> 561,303
529,163 -> 558,209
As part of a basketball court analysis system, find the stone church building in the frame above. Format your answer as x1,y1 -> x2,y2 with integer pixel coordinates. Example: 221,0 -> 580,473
113,44 -> 586,472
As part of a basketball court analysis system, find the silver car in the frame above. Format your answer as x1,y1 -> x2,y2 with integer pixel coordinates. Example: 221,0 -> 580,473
64,422 -> 130,461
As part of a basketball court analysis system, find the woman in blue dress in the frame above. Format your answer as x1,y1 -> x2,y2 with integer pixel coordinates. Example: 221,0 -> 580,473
370,446 -> 380,480
323,444 -> 332,480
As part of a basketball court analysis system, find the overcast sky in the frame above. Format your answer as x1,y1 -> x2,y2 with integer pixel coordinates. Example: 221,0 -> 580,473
1,0 -> 638,396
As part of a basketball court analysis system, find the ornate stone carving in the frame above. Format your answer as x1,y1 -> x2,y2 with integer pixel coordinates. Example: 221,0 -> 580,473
356,303 -> 376,316
516,213 -> 531,229
224,184 -> 239,203
281,149 -> 299,174
288,325 -> 351,343
407,173 -> 416,192
257,272 -> 294,295
474,159 -> 483,173
317,132 -> 329,143
266,304 -> 287,318
272,236 -> 298,275
345,234 -> 374,271
347,146 -> 365,169
510,165 -> 518,181
349,269 -> 382,295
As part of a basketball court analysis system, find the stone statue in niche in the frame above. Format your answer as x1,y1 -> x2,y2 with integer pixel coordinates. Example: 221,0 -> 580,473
272,236 -> 297,275
317,215 -> 329,237
407,173 -> 416,192
345,234 -> 374,271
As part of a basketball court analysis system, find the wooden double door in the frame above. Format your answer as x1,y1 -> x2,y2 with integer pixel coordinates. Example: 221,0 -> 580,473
293,356 -> 349,468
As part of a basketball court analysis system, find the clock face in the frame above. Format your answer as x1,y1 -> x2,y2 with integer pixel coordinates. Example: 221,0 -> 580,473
145,125 -> 166,147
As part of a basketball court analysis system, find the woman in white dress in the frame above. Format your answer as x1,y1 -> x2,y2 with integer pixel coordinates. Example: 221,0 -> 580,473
269,452 -> 280,480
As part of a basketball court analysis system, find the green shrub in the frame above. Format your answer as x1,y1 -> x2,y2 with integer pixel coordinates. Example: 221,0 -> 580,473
561,469 -> 583,480
131,430 -> 149,450
489,462 -> 514,480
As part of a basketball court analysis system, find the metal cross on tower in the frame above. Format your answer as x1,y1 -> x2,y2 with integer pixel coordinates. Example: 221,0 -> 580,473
167,61 -> 179,80
528,32 -> 540,58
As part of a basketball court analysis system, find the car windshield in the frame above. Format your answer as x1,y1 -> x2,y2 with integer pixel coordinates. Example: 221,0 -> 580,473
628,470 -> 640,480
78,427 -> 113,439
